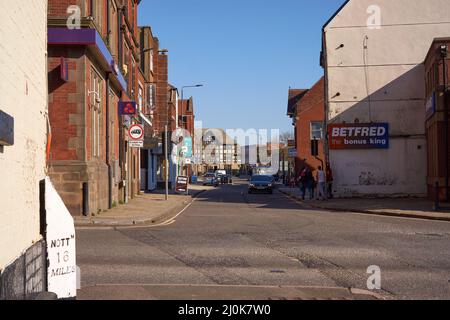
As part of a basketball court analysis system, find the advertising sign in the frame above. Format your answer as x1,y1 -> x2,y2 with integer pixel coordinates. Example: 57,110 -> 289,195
183,137 -> 193,158
328,123 -> 389,150
119,101 -> 137,116
288,148 -> 297,158
45,177 -> 77,299
176,176 -> 189,194
60,57 -> 69,82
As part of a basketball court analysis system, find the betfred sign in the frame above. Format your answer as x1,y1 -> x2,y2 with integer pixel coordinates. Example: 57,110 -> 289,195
328,123 -> 389,150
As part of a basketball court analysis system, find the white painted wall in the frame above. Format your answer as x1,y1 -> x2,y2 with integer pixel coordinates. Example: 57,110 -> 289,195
0,1 -> 48,269
323,0 -> 450,196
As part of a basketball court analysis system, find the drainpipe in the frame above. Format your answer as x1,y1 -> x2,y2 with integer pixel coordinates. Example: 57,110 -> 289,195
106,73 -> 113,209
442,45 -> 449,202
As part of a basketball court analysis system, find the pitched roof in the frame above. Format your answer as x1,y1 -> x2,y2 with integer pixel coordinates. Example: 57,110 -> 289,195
287,89 -> 308,116
295,77 -> 325,115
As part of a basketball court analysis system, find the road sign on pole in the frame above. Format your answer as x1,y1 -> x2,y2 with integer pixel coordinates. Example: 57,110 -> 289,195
128,124 -> 144,140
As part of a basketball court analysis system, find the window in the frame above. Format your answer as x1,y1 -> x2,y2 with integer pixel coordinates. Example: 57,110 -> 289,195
147,84 -> 156,110
109,0 -> 118,59
90,67 -> 103,158
138,84 -> 143,113
109,89 -> 116,161
311,122 -> 324,140
93,0 -> 103,34
131,57 -> 136,96
149,50 -> 154,72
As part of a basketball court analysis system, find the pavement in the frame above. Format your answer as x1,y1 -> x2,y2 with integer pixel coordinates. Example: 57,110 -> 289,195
74,184 -> 213,227
76,179 -> 450,300
77,284 -> 381,300
279,187 -> 450,222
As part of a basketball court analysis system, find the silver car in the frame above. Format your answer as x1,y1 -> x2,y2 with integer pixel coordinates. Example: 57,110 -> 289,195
203,173 -> 219,187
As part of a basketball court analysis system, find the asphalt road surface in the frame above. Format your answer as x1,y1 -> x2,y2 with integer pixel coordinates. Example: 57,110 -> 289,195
77,179 -> 450,300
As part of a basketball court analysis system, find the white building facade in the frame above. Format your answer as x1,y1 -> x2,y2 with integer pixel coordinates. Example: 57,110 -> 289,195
322,0 -> 450,197
0,0 -> 49,299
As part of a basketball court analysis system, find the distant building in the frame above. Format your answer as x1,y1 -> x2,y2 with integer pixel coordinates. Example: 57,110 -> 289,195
196,129 -> 241,174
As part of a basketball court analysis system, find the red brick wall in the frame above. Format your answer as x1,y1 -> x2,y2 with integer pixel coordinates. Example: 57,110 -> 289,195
155,53 -> 169,134
48,0 -> 86,17
294,77 -> 326,177
424,40 -> 450,200
48,48 -> 85,161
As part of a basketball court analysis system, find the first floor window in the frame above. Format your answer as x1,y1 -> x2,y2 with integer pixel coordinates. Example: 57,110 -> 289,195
90,66 -> 103,158
311,122 -> 324,140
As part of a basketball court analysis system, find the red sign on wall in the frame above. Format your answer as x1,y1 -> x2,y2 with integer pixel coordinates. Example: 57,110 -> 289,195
328,123 -> 390,150
60,57 -> 69,82
119,101 -> 137,116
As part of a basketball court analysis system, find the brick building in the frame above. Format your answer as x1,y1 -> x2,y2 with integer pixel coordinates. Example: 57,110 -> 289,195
139,26 -> 178,190
425,39 -> 450,201
287,77 -> 326,178
47,0 -> 143,216
178,98 -> 195,177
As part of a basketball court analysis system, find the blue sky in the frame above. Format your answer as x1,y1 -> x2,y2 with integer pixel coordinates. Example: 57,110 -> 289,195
138,0 -> 346,134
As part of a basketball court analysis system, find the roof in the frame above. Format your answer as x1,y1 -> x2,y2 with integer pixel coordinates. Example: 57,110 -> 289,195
321,0 -> 351,67
295,77 -> 325,116
322,0 -> 350,31
199,128 -> 237,145
287,89 -> 308,116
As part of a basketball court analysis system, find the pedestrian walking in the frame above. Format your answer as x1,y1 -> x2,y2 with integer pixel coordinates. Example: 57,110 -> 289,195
305,168 -> 314,200
326,163 -> 334,199
316,166 -> 327,201
298,167 -> 307,200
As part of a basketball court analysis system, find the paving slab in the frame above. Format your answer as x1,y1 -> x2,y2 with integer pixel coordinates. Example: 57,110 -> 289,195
74,185 -> 212,227
279,188 -> 450,222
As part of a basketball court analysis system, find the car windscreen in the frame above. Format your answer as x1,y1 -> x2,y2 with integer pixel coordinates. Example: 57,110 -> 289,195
251,176 -> 272,182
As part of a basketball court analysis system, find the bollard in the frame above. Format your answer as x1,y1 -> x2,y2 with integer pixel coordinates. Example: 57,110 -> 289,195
82,182 -> 89,216
434,181 -> 440,212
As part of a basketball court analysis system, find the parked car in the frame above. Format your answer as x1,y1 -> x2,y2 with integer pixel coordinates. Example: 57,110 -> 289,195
248,175 -> 274,194
203,173 -> 219,187
216,170 -> 233,184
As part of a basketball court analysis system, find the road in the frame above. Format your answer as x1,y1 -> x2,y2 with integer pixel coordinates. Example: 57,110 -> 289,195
77,179 -> 450,300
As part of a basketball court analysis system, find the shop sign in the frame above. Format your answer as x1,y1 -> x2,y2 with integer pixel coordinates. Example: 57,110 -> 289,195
119,101 -> 137,116
328,123 -> 389,150
176,176 -> 189,194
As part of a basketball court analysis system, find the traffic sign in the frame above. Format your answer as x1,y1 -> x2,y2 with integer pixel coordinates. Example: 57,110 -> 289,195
128,124 -> 144,141
129,140 -> 144,148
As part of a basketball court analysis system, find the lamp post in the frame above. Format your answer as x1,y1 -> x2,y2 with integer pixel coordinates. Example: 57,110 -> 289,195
180,84 -> 203,176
